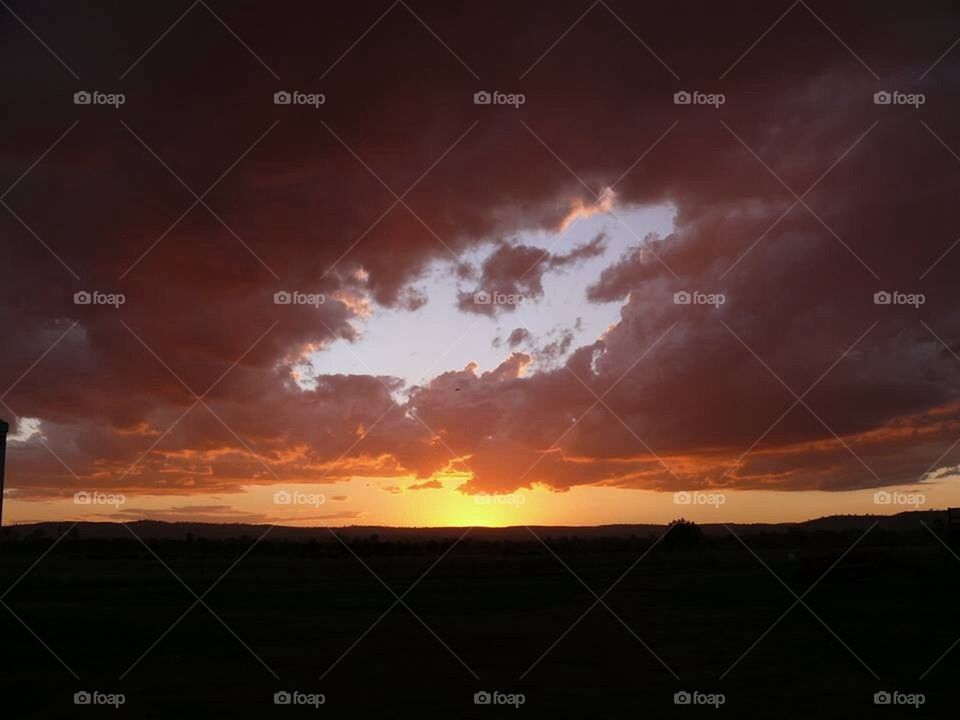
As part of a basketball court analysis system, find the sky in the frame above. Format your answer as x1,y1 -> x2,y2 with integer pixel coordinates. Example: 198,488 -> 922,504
2,0 -> 960,527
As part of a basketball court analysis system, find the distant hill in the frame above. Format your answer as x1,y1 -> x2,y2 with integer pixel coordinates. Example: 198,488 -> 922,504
2,509 -> 951,541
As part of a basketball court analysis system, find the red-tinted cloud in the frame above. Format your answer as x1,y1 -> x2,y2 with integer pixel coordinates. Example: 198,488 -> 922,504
2,0 -> 960,504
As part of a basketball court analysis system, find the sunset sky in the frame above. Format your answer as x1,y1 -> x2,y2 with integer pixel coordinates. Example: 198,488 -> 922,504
2,0 -> 960,526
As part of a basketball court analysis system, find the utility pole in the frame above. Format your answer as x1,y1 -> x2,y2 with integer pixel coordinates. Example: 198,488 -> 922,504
0,419 -> 8,528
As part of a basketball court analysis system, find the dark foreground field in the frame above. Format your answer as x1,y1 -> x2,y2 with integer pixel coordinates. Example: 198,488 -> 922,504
0,513 -> 957,718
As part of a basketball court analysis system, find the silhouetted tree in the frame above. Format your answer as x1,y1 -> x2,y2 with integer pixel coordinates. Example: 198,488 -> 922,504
664,519 -> 702,550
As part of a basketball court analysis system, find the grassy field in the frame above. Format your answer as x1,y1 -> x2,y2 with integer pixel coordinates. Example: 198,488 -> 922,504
0,526 -> 957,717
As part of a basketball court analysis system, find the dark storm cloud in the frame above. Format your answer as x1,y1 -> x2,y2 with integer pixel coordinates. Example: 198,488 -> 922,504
2,0 -> 960,499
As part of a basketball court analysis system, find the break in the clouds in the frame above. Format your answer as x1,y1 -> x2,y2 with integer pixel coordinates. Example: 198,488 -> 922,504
2,0 -> 960,514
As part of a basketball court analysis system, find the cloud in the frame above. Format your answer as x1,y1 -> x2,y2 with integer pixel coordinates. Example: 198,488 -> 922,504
2,0 -> 960,508
407,479 -> 443,491
456,233 -> 607,315
507,328 -> 531,348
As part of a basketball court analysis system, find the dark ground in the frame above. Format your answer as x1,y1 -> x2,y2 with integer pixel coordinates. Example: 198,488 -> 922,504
0,513 -> 957,718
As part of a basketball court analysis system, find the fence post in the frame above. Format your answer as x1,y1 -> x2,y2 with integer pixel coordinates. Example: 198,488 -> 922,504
0,419 -> 8,528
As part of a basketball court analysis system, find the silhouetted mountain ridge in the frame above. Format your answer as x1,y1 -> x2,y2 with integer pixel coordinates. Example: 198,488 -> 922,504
4,509 -> 949,541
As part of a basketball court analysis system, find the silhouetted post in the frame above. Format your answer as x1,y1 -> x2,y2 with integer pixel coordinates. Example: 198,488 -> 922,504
949,508 -> 960,546
0,419 -> 7,528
